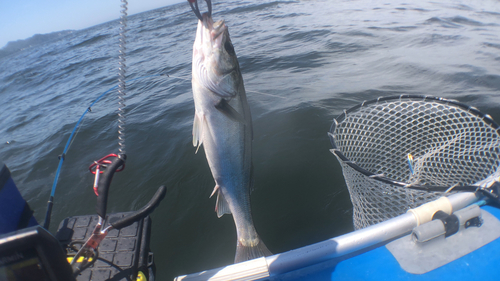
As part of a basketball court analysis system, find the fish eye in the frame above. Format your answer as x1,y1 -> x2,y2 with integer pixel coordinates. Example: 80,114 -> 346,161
224,41 -> 235,56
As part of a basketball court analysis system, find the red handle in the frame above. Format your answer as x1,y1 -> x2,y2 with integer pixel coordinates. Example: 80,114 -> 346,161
89,154 -> 125,174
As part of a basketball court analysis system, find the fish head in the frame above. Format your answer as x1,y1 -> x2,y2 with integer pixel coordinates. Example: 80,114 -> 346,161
193,13 -> 241,98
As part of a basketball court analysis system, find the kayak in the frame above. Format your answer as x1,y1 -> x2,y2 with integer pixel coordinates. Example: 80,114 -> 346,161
175,192 -> 500,280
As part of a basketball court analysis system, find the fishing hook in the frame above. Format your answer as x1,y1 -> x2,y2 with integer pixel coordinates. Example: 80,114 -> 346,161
188,0 -> 212,21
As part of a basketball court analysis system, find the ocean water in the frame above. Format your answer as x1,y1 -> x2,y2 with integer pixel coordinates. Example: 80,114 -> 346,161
1,0 -> 499,279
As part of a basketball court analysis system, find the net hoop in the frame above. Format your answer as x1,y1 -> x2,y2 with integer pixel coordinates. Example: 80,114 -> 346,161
329,95 -> 500,229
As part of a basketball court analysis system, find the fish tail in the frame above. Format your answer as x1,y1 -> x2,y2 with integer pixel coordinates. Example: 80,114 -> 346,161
234,238 -> 272,263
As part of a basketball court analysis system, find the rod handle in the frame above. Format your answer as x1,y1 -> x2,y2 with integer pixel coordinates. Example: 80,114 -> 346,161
96,155 -> 126,218
110,185 -> 167,230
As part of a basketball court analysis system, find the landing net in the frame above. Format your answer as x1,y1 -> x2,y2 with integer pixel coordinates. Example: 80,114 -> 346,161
329,95 -> 500,230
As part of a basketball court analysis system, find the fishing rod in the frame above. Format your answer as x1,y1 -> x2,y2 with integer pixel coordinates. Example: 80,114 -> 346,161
42,74 -> 168,230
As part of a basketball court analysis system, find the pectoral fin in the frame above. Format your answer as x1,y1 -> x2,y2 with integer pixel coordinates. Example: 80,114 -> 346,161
192,114 -> 204,153
197,63 -> 235,98
215,99 -> 246,124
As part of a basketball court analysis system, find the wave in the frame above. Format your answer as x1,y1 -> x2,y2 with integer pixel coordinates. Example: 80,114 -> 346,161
425,17 -> 462,28
415,34 -> 465,47
241,51 -> 330,73
281,29 -> 332,43
484,42 -> 500,50
263,12 -> 309,20
68,34 -> 110,50
445,71 -> 500,91
425,16 -> 498,28
368,25 -> 418,32
447,16 -> 490,27
222,1 -> 298,15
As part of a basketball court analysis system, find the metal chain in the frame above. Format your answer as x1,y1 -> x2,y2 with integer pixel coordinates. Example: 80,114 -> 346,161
118,0 -> 128,155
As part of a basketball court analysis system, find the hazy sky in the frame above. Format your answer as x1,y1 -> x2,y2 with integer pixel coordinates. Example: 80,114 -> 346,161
0,0 -> 185,48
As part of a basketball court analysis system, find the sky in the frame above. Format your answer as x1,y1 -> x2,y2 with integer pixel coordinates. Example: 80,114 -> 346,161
0,0 -> 184,48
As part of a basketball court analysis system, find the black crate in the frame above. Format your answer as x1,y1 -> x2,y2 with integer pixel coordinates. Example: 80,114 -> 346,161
56,212 -> 155,281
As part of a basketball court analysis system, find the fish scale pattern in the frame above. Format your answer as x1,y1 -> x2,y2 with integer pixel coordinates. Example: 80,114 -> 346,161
329,95 -> 500,230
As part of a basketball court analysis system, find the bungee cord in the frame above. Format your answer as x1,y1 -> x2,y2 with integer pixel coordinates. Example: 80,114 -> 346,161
118,0 -> 128,155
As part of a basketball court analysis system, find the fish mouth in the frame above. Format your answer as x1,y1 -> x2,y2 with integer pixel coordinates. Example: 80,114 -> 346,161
190,0 -> 225,38
198,13 -> 226,45
211,19 -> 226,39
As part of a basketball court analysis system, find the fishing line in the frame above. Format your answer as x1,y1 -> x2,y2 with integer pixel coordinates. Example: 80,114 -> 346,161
247,90 -> 286,99
165,74 -> 191,81
66,114 -> 86,153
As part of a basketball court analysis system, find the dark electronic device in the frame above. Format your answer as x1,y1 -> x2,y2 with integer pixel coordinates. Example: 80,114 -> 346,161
0,226 -> 75,281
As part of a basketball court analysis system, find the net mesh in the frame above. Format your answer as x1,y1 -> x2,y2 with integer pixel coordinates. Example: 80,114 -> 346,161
329,95 -> 500,230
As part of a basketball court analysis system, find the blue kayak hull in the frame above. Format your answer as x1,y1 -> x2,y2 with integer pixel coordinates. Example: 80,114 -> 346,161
284,205 -> 500,281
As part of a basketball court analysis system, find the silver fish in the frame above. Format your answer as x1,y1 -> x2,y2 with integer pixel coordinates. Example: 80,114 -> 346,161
190,7 -> 271,263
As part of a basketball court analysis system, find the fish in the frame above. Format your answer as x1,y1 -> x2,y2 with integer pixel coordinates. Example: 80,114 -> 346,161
189,0 -> 272,263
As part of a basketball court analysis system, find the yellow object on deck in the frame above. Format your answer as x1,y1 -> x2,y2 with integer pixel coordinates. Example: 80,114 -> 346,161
137,271 -> 147,281
66,256 -> 93,263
